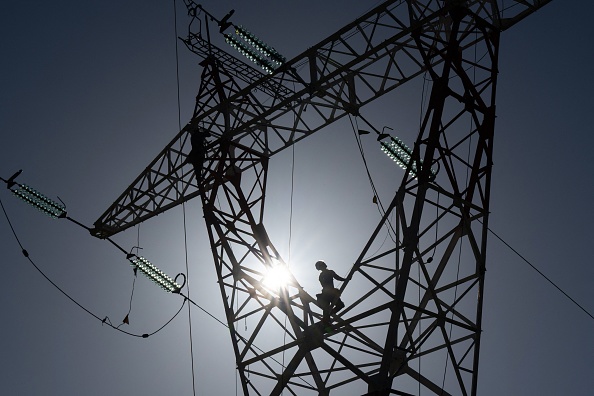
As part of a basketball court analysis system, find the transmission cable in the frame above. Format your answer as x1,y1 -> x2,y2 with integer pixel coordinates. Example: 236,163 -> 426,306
0,196 -> 187,338
0,191 -> 263,338
485,224 -> 594,321
1,174 -> 312,392
179,292 -> 316,389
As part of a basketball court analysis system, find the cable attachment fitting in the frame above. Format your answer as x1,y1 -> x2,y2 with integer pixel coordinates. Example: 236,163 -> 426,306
174,273 -> 187,292
3,169 -> 23,189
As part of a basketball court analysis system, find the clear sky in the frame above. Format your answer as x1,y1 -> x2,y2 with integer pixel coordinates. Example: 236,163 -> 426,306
1,1 -> 593,395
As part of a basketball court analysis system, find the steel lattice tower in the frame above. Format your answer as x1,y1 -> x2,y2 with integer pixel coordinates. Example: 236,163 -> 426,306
91,1 -> 551,394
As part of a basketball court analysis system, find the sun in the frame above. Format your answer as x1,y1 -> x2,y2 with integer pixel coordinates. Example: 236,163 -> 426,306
262,263 -> 292,292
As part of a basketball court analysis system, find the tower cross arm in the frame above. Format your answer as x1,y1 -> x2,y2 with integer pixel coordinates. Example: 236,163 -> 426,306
494,0 -> 553,31
91,0 -> 552,238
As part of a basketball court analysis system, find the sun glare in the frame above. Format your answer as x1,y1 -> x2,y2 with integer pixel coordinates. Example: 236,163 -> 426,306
263,264 -> 292,291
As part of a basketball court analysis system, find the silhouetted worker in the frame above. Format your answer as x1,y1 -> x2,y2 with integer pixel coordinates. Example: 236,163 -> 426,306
315,260 -> 347,323
187,129 -> 209,180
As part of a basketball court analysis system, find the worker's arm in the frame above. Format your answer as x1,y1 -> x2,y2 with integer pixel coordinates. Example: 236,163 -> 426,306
332,271 -> 347,282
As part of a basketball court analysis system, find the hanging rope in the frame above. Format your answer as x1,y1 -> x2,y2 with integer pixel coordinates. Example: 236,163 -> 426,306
172,0 -> 198,394
116,274 -> 137,329
347,114 -> 397,246
280,93 -> 299,395
440,30 -> 479,392
415,66 -> 433,396
417,260 -> 422,396
182,201 -> 197,395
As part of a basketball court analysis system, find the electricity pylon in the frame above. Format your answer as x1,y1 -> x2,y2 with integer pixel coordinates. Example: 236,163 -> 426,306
91,1 -> 551,394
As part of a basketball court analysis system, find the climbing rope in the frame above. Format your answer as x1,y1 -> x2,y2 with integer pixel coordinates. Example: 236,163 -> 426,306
172,0 -> 198,394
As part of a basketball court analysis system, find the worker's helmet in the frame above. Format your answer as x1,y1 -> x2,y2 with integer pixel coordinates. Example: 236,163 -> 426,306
315,260 -> 327,270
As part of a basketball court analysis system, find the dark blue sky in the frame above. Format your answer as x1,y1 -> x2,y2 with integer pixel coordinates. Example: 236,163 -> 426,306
1,1 -> 593,395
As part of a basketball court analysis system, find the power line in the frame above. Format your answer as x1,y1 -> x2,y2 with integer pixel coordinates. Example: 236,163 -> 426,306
487,224 -> 594,321
0,192 -> 220,341
0,196 -> 187,338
